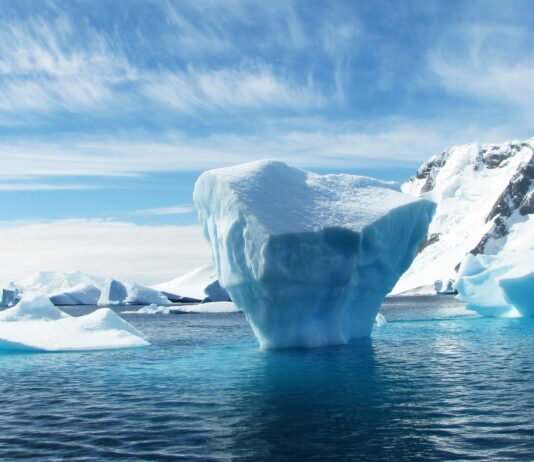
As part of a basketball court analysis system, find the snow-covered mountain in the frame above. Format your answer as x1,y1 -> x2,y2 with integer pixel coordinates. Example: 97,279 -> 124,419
17,271 -> 105,295
393,138 -> 534,295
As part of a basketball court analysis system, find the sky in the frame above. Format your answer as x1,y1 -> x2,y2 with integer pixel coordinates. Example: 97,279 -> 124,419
1,0 -> 533,285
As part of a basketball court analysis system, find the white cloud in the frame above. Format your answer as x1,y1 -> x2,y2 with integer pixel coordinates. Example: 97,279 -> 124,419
142,67 -> 323,112
0,182 -> 95,191
0,219 -> 212,287
0,120 -> 524,179
132,205 -> 195,216
0,16 -> 135,114
428,24 -> 534,114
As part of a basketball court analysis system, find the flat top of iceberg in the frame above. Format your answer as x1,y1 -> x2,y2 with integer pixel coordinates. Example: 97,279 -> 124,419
195,160 -> 417,235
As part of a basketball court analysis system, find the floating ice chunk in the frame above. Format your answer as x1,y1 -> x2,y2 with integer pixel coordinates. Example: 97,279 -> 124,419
170,301 -> 240,314
0,296 -> 149,352
0,294 -> 69,322
193,160 -> 435,348
98,279 -> 128,305
202,280 -> 231,303
124,284 -> 170,306
434,279 -> 457,294
98,280 -> 170,306
374,313 -> 387,327
124,303 -> 170,314
49,283 -> 101,305
1,284 -> 21,307
152,264 -> 231,303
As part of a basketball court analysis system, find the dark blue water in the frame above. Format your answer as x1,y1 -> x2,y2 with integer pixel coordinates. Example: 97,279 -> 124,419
1,297 -> 533,461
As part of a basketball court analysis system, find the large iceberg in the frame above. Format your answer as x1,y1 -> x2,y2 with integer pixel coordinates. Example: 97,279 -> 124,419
0,294 -> 149,351
193,160 -> 435,348
455,217 -> 534,317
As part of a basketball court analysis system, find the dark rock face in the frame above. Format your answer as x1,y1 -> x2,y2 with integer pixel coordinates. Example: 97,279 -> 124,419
413,153 -> 448,193
471,151 -> 534,256
417,233 -> 440,254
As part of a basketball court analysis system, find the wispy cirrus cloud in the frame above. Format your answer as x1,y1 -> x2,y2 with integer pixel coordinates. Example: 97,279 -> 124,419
0,16 -> 135,114
131,205 -> 195,216
0,119 -> 519,181
428,24 -> 534,115
0,182 -> 96,191
143,67 -> 323,112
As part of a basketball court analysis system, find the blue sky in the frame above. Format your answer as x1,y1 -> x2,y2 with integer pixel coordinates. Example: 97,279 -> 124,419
1,0 -> 533,284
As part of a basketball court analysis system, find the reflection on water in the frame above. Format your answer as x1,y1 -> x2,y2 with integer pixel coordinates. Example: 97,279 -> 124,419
1,296 -> 534,460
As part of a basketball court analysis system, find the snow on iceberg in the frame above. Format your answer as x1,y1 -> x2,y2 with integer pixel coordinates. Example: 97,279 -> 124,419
0,294 -> 68,322
0,295 -> 149,351
193,160 -> 435,348
98,280 -> 170,306
152,264 -> 231,303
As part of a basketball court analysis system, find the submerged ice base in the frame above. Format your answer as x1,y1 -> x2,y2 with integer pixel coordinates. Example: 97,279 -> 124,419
194,160 -> 435,348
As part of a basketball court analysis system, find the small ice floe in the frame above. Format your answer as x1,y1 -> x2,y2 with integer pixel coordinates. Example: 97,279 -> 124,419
123,303 -> 170,314
0,294 -> 149,352
169,301 -> 240,314
374,313 -> 387,327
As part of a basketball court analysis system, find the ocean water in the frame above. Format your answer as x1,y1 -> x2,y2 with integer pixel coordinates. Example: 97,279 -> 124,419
1,296 -> 533,461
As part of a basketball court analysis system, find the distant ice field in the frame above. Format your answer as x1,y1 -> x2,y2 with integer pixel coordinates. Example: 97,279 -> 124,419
1,297 -> 534,461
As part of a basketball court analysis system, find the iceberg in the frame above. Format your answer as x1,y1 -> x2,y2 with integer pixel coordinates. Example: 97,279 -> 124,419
0,294 -> 68,322
170,301 -> 240,314
193,160 -> 435,348
152,264 -> 231,303
49,283 -> 101,305
0,295 -> 149,351
455,217 -> 534,317
123,303 -> 170,314
98,280 -> 170,306
1,283 -> 21,307
202,280 -> 231,303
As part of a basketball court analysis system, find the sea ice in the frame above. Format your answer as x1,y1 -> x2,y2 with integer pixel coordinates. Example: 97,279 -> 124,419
193,160 -> 435,348
0,295 -> 149,351
170,301 -> 240,314
98,280 -> 170,306
123,303 -> 170,314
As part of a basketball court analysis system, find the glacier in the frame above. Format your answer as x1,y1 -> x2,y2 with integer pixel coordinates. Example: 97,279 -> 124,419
193,160 -> 435,348
0,294 -> 149,352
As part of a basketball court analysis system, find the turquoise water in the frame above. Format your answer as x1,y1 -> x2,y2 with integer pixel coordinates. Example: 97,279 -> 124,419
1,296 -> 533,461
